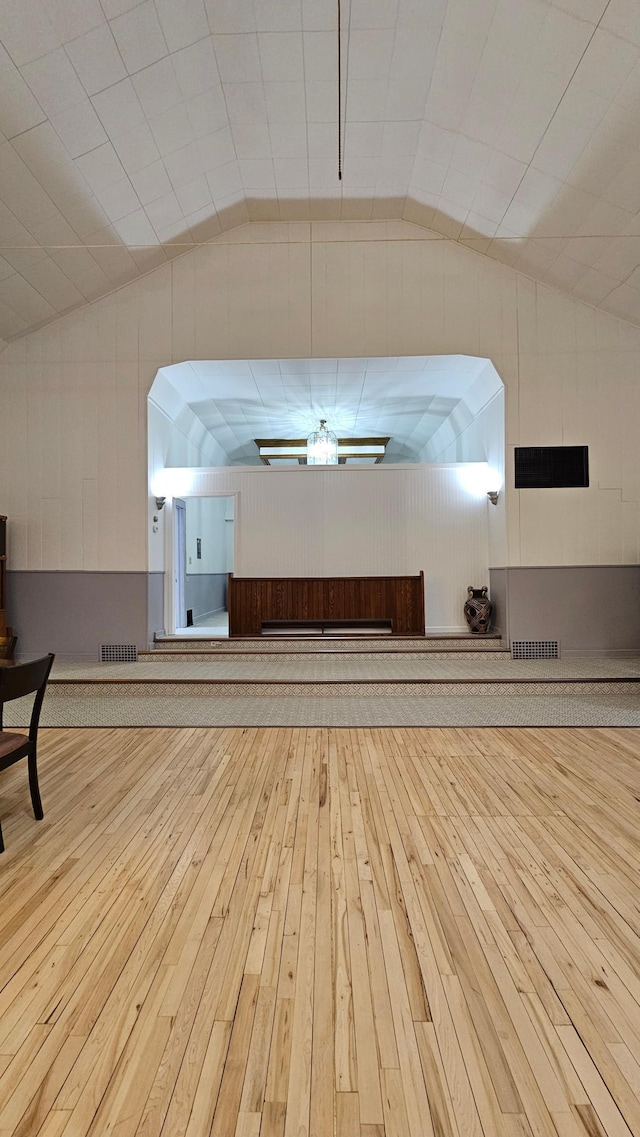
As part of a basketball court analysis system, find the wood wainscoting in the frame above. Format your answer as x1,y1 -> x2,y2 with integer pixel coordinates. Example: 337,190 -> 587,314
227,572 -> 425,637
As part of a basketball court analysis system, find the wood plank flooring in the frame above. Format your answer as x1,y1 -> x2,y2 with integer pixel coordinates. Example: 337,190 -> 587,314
0,726 -> 639,1137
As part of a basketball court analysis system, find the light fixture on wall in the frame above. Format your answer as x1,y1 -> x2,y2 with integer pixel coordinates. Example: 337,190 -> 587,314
155,496 -> 166,511
307,420 -> 339,465
487,490 -> 499,505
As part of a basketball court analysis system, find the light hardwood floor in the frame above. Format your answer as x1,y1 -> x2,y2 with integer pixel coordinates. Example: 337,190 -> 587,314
0,726 -> 639,1137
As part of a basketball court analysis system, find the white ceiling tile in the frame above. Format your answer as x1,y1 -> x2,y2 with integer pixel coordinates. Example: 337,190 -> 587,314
488,0 -> 547,57
109,1 -> 168,74
305,80 -> 338,122
22,48 -> 87,116
470,183 -> 511,224
577,199 -> 634,237
198,126 -> 236,171
268,121 -> 307,159
100,0 -> 145,18
94,176 -> 141,221
347,29 -> 395,81
416,121 -> 456,164
350,0 -> 398,28
145,189 -> 184,231
563,234 -> 609,267
74,141 -> 126,191
48,244 -> 111,296
48,0 -> 105,43
302,31 -> 335,82
382,122 -> 421,158
345,80 -> 388,122
224,82 -> 268,124
411,158 -> 447,195
233,123 -> 272,160
112,206 -> 159,244
549,0 -> 607,21
601,0 -> 640,48
602,153 -> 640,213
345,121 -> 384,158
65,25 -> 127,95
440,168 -> 478,211
385,76 -> 430,121
343,156 -> 379,187
529,7 -> 594,80
0,272 -> 57,323
51,99 -> 108,157
21,255 -> 85,309
258,32 -> 304,81
253,0 -> 302,32
163,139 -> 207,188
149,104 -> 196,156
307,122 -> 334,158
0,143 -> 58,224
512,167 -> 563,212
131,58 -> 181,117
91,78 -> 146,136
483,150 -> 527,196
175,174 -> 212,214
129,160 -> 173,203
239,158 -> 276,190
212,34 -> 261,83
155,0 -> 209,52
58,193 -> 111,239
273,158 -> 308,188
206,159 -> 243,199
532,117 -> 592,180
165,42 -> 214,104
204,0 -> 256,33
112,122 -> 161,173
0,46 -> 46,139
185,91 -> 228,138
301,0 -> 335,30
0,0 -> 61,66
264,81 -> 307,123
572,266 -> 618,305
574,29 -> 640,100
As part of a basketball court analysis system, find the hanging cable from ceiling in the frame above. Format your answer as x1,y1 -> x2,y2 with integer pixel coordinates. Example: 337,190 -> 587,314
337,0 -> 342,180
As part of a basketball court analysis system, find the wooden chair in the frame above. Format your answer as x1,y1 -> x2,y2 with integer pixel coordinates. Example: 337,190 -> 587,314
0,654 -> 55,852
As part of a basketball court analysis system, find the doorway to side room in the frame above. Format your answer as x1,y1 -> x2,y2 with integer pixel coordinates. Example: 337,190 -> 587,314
175,495 -> 234,636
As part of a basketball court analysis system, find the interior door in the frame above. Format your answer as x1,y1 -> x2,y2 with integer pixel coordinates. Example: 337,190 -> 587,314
174,498 -> 187,629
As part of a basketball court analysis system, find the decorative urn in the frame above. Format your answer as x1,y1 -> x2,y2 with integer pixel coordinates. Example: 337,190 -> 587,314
464,586 -> 492,634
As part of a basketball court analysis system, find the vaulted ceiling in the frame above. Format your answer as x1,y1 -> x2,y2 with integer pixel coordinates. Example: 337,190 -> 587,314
155,354 -> 500,463
2,0 -> 640,343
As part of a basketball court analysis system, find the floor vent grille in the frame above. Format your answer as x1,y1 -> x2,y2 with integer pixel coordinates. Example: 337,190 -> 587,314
512,640 -> 560,660
100,644 -> 138,663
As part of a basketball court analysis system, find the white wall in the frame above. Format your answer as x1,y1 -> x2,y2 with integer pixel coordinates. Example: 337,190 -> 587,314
1,219 -> 640,573
185,496 -> 232,575
164,464 -> 489,633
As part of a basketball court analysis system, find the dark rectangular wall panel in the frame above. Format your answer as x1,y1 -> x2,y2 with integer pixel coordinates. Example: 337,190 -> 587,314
515,446 -> 589,488
228,573 -> 425,636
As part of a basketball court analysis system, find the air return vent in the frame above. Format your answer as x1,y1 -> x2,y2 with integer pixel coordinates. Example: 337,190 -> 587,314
515,446 -> 589,488
100,643 -> 138,663
512,640 -> 560,660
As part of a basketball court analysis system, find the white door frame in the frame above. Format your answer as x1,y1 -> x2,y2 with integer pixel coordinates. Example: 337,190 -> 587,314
164,491 -> 238,635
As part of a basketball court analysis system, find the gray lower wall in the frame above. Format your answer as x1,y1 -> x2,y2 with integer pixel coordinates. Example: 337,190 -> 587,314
487,567 -> 507,640
185,573 -> 227,621
490,565 -> 640,654
8,571 -> 164,660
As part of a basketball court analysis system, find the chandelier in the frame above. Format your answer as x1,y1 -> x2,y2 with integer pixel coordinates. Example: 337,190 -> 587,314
306,419 -> 339,465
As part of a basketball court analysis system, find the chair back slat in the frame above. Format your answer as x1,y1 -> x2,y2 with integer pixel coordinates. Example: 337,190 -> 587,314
0,655 -> 55,703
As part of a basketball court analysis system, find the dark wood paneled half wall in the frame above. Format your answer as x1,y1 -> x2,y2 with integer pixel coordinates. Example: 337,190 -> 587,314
228,573 -> 425,636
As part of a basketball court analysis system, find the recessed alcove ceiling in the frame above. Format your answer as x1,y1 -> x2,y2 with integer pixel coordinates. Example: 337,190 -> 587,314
155,355 -> 501,464
3,0 -> 640,343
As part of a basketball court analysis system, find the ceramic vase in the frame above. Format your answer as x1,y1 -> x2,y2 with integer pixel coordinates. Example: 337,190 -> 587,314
464,586 -> 492,634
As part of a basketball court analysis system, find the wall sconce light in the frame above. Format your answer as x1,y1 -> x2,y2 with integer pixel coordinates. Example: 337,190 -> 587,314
155,496 -> 166,511
487,490 -> 499,506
